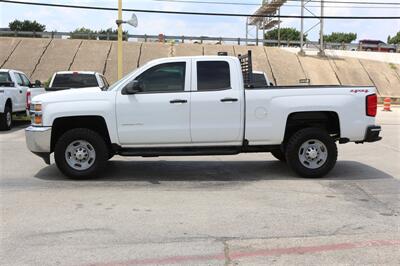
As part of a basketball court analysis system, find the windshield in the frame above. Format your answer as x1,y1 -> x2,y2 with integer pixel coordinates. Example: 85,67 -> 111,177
51,74 -> 98,88
107,66 -> 143,91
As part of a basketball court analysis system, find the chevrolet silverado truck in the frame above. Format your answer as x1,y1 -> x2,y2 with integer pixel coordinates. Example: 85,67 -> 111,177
25,51 -> 382,179
0,69 -> 45,130
46,71 -> 110,91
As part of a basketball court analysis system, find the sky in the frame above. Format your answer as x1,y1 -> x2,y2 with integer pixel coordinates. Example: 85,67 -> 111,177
0,0 -> 399,42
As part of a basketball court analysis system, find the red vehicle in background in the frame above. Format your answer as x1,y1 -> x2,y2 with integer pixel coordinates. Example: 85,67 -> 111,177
359,39 -> 397,53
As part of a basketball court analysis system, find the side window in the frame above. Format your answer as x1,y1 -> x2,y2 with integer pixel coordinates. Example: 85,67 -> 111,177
20,74 -> 31,86
15,73 -> 24,86
197,61 -> 231,91
136,62 -> 186,93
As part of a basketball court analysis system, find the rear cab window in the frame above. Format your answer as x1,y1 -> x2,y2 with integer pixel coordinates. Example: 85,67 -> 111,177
252,73 -> 267,88
51,73 -> 99,89
0,72 -> 12,86
196,61 -> 231,91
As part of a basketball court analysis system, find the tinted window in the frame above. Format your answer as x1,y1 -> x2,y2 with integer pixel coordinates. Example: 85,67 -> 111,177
0,72 -> 12,84
20,74 -> 31,86
253,73 -> 267,87
136,62 -> 186,93
197,61 -> 230,91
52,74 -> 98,88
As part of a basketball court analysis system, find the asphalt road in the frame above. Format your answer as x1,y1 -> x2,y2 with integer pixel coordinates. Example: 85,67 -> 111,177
0,108 -> 399,266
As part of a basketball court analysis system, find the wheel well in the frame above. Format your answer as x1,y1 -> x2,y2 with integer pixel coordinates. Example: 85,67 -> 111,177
284,111 -> 340,142
51,116 -> 111,152
5,99 -> 12,110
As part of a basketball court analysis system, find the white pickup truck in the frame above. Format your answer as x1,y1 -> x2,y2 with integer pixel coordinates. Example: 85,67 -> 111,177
25,51 -> 381,179
0,69 -> 45,130
46,71 -> 110,91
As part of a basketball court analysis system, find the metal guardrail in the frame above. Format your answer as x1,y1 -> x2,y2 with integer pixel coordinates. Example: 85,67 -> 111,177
0,30 -> 398,52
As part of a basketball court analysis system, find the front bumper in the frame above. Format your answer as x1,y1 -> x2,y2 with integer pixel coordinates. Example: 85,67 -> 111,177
25,126 -> 52,164
363,125 -> 382,143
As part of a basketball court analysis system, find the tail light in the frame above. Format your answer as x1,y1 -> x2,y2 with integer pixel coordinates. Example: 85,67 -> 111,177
26,90 -> 31,110
366,94 -> 377,117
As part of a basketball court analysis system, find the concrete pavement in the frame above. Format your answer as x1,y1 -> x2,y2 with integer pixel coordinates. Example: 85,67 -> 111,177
0,108 -> 399,265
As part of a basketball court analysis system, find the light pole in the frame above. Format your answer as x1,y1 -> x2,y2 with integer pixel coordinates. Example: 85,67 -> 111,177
115,0 -> 138,80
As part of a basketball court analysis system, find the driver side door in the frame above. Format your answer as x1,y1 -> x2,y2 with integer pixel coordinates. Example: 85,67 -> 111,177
116,60 -> 192,146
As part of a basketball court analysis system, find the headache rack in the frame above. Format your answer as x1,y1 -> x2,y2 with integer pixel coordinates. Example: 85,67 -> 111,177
238,50 -> 254,88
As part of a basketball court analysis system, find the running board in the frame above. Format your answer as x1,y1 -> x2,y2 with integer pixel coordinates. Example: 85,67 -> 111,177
117,146 -> 241,157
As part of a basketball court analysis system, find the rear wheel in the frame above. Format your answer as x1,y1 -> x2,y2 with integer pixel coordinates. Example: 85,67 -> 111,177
0,105 -> 12,131
54,128 -> 108,179
285,128 -> 337,178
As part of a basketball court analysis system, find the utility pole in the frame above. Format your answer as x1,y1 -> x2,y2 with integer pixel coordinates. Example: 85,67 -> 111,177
117,0 -> 123,80
318,0 -> 325,56
299,0 -> 305,56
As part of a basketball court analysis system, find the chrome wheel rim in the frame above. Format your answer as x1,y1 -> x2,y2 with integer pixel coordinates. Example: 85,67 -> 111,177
298,139 -> 328,169
65,140 -> 96,171
6,111 -> 11,127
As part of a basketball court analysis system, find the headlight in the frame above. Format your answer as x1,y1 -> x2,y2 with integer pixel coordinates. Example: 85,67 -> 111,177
30,103 -> 43,126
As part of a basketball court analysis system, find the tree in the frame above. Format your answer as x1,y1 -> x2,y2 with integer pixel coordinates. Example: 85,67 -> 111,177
9,19 -> 46,32
323,32 -> 357,43
264,28 -> 305,43
388,31 -> 400,44
98,28 -> 128,41
70,27 -> 97,40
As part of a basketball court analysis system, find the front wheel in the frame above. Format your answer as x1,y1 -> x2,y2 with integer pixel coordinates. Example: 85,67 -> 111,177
0,106 -> 12,131
54,128 -> 108,179
285,128 -> 337,178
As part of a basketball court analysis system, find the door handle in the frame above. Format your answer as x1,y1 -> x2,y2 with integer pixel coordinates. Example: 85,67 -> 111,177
170,99 -> 187,104
220,98 -> 238,102
19,90 -> 22,93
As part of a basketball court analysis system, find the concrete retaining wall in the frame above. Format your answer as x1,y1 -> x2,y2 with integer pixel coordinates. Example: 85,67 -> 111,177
31,39 -> 82,82
1,37 -> 399,97
2,38 -> 51,78
0,37 -> 21,67
69,40 -> 112,74
104,42 -> 142,84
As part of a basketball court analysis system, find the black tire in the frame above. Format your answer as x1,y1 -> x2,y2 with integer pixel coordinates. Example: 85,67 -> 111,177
285,128 -> 337,178
54,128 -> 108,179
0,105 -> 12,131
271,149 -> 286,162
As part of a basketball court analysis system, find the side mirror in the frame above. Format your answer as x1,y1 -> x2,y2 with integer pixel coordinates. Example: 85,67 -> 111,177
121,80 -> 142,95
269,82 -> 274,86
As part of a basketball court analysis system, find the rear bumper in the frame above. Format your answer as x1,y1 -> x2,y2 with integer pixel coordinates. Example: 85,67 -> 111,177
363,125 -> 382,143
25,126 -> 51,164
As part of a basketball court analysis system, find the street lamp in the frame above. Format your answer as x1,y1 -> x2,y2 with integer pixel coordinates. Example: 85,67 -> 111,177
116,0 -> 138,80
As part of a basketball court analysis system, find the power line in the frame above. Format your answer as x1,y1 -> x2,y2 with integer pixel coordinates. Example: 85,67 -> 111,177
154,0 -> 400,7
1,0 -> 399,19
154,0 -> 400,8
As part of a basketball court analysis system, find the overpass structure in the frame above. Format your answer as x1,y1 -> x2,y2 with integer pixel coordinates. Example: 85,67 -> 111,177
246,0 -> 287,46
0,37 -> 399,98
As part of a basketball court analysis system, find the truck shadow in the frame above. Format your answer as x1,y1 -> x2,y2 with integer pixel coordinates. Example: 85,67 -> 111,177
34,160 -> 395,182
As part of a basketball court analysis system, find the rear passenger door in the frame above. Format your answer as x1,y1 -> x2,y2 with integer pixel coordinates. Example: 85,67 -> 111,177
190,59 -> 243,145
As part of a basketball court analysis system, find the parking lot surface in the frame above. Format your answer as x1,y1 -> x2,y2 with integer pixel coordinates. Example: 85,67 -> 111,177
1,108 -> 399,266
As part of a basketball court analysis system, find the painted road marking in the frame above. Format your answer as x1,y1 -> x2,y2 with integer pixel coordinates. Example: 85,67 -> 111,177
87,239 -> 400,266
